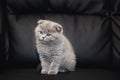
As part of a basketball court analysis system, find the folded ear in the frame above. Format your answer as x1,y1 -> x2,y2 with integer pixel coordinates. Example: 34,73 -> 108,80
37,19 -> 44,24
54,24 -> 63,33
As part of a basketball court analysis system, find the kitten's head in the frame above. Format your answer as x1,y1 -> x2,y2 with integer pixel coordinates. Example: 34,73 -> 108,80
35,20 -> 63,45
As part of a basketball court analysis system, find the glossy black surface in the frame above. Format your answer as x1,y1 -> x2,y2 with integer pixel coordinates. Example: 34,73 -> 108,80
0,0 -> 120,80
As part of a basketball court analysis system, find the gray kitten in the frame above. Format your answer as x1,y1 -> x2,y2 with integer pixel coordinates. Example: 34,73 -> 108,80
34,20 -> 76,75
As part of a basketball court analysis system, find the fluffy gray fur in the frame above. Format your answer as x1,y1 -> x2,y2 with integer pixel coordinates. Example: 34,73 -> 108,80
34,20 -> 76,75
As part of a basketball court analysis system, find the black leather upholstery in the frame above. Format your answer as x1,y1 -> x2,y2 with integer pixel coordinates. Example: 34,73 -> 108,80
0,69 -> 120,80
7,14 -> 112,68
7,0 -> 112,68
111,0 -> 120,67
0,0 -> 120,80
8,0 -> 109,14
0,0 -> 7,69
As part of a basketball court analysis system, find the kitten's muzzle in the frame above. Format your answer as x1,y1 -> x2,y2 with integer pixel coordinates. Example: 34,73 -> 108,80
39,37 -> 45,41
39,34 -> 46,40
42,36 -> 45,39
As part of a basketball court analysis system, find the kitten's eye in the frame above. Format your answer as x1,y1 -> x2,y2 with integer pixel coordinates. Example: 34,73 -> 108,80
39,31 -> 43,34
47,33 -> 51,36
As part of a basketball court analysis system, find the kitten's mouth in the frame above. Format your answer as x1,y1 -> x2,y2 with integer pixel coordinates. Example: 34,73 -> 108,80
40,39 -> 55,42
39,38 -> 60,45
40,40 -> 56,45
39,37 -> 56,42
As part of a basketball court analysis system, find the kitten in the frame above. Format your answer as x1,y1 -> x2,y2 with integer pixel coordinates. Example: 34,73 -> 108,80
34,20 -> 76,75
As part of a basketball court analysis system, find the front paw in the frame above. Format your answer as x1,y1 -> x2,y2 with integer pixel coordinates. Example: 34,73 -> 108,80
41,69 -> 48,74
48,70 -> 58,75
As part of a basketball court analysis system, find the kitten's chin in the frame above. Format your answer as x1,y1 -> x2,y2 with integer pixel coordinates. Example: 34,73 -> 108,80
40,39 -> 54,42
40,39 -> 52,43
40,39 -> 62,46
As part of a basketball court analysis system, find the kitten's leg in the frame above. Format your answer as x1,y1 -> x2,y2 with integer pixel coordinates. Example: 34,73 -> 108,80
59,68 -> 66,72
66,59 -> 76,71
40,56 -> 50,74
48,56 -> 61,75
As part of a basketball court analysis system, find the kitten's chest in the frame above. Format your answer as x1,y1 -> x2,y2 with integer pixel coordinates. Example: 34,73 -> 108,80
38,45 -> 62,56
41,46 -> 54,54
